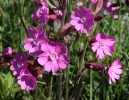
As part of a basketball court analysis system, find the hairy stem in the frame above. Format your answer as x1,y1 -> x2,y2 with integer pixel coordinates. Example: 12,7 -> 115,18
48,83 -> 52,100
90,70 -> 93,100
57,72 -> 62,100
60,0 -> 67,30
66,35 -> 74,100
80,38 -> 88,70
76,82 -> 85,100
35,87 -> 38,100
71,75 -> 81,99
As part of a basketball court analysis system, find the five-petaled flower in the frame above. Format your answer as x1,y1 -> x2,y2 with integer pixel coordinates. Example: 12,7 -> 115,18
17,68 -> 37,91
38,41 -> 70,73
70,7 -> 94,33
24,26 -> 47,56
92,32 -> 116,59
10,51 -> 28,76
105,1 -> 119,19
108,60 -> 123,84
33,5 -> 49,25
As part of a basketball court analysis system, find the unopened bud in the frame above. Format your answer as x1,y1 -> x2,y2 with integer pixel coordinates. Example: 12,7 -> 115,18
60,23 -> 73,36
85,61 -> 106,71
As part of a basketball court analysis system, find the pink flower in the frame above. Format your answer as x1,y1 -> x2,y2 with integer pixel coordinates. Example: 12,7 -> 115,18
90,0 -> 98,5
105,1 -> 119,19
54,10 -> 63,23
38,41 -> 70,73
24,26 -> 46,56
108,60 -> 122,84
17,68 -> 37,91
70,7 -> 94,33
33,6 -> 49,25
10,51 -> 28,76
92,32 -> 116,59
54,10 -> 62,16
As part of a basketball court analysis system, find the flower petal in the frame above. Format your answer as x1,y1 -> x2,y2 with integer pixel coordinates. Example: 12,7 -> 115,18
24,43 -> 32,51
24,38 -> 33,43
111,60 -> 122,68
114,68 -> 123,74
51,60 -> 59,73
57,59 -> 67,69
59,55 -> 70,63
92,43 -> 99,52
75,24 -> 82,31
103,47 -> 112,56
59,46 -> 67,55
38,56 -> 48,66
44,61 -> 52,72
54,42 -> 63,54
96,48 -> 104,59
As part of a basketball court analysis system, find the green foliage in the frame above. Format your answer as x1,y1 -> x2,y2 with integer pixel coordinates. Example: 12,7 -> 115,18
0,72 -> 21,100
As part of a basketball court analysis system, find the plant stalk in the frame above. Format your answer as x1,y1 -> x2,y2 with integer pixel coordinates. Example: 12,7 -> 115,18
57,72 -> 62,100
14,0 -> 28,37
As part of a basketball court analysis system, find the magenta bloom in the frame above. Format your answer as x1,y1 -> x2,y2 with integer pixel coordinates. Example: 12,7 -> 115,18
1,47 -> 14,56
108,60 -> 122,84
17,69 -> 37,91
70,7 -> 94,33
24,26 -> 46,56
90,0 -> 98,5
54,10 -> 62,16
54,10 -> 62,23
10,52 -> 28,76
92,32 -> 116,59
105,1 -> 119,19
33,6 -> 49,25
38,41 -> 70,73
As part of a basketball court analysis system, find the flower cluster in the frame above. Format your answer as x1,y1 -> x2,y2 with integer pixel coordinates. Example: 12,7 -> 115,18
106,1 -> 119,19
91,32 -> 123,84
90,0 -> 120,19
10,52 -> 37,91
5,0 -> 123,92
8,0 -> 70,91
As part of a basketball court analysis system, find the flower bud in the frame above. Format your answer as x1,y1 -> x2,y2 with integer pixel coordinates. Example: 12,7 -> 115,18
85,60 -> 106,71
29,68 -> 42,77
60,23 -> 73,36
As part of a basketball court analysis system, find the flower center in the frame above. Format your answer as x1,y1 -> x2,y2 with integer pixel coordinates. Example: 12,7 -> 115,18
34,39 -> 39,45
17,62 -> 23,68
50,53 -> 57,60
80,18 -> 86,23
26,76 -> 30,81
100,43 -> 104,48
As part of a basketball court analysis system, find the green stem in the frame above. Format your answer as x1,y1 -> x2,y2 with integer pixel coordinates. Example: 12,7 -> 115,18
80,39 -> 88,70
48,79 -> 53,100
90,70 -> 93,100
117,0 -> 121,34
35,87 -> 38,100
57,73 -> 62,100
